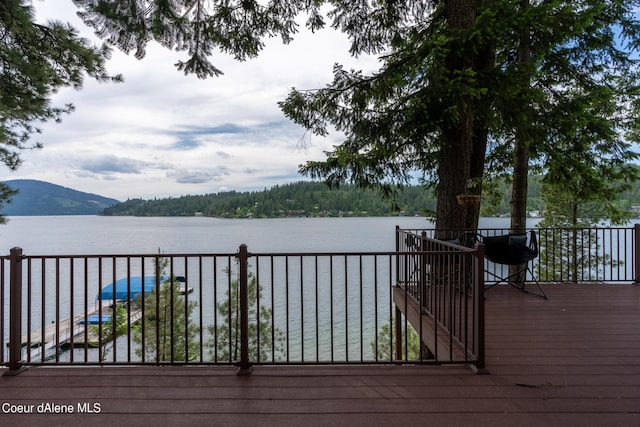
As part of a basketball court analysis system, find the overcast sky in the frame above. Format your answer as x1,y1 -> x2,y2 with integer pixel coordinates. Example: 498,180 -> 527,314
1,1 -> 379,201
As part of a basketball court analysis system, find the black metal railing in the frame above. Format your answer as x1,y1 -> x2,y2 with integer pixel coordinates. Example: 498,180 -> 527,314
400,224 -> 640,284
392,223 -> 640,369
394,228 -> 485,369
4,224 -> 635,375
1,242 -> 486,374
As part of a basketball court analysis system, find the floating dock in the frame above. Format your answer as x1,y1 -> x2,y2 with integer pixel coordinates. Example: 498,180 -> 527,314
12,275 -> 188,358
15,306 -> 143,355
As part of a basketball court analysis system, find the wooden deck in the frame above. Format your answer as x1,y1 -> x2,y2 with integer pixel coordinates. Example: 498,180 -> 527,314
1,284 -> 639,426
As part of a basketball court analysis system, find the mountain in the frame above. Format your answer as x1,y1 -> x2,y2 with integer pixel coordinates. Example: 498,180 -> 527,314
1,180 -> 120,216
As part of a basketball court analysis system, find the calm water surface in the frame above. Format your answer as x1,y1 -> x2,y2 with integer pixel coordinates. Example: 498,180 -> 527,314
0,215 -> 521,255
0,215 -> 551,362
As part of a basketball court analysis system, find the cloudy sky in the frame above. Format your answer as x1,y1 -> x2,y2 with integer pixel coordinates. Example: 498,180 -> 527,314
1,1 -> 380,201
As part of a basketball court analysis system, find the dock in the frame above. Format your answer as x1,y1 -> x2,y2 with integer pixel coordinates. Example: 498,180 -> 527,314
65,308 -> 143,349
14,306 -> 143,355
13,275 -> 187,354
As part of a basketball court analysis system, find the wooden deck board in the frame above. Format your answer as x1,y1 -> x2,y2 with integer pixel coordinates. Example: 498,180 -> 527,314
1,284 -> 639,426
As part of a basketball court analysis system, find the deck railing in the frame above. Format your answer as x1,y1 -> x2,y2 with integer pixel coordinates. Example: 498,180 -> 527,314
400,224 -> 640,284
395,228 -> 485,369
1,242 -> 486,374
3,224 -> 637,375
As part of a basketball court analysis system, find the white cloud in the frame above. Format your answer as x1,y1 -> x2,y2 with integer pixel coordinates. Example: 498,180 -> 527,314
2,1 -> 379,201
167,166 -> 231,184
75,154 -> 151,175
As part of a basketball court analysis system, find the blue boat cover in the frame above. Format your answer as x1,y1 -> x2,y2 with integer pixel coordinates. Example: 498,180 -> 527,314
79,314 -> 112,324
98,276 -> 167,301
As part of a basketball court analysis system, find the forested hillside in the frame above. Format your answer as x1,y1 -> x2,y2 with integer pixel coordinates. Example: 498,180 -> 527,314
101,176 -> 640,219
102,178 -> 577,218
3,180 -> 119,216
102,182 -> 437,217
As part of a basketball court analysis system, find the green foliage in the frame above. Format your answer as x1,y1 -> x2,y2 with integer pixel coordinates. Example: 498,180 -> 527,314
536,225 -> 622,283
134,254 -> 200,362
1,1 -> 120,219
280,3 -> 468,193
0,183 -> 15,224
540,178 -> 635,229
208,271 -> 285,362
8,1 -> 640,233
371,320 -> 421,361
278,1 -> 640,231
102,181 -> 437,217
1,1 -> 119,155
100,176 -> 640,219
72,1 -> 640,233
90,304 -> 129,362
72,0 -> 323,78
535,169 -> 632,282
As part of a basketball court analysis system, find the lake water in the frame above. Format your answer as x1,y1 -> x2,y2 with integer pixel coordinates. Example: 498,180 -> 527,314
0,215 -> 521,256
0,215 -> 530,363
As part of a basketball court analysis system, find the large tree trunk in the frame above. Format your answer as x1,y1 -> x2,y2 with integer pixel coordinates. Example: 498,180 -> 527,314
510,0 -> 532,285
465,9 -> 496,232
436,0 -> 491,237
510,0 -> 531,234
437,105 -> 473,238
511,126 -> 529,234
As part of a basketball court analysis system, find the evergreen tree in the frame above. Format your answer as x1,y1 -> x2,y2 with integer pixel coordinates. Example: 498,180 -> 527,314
70,1 -> 493,231
281,1 -> 493,234
1,1 -> 120,217
208,271 -> 285,362
283,1 -> 640,234
71,0 -> 322,78
134,254 -> 200,362
371,320 -> 422,361
536,166 -> 632,283
17,1 -> 640,232
491,0 -> 640,233
90,304 -> 128,362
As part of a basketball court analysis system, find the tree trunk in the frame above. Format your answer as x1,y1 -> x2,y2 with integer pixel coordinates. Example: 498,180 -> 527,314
510,0 -> 531,235
465,7 -> 496,232
436,0 -> 491,238
510,0 -> 532,284
511,130 -> 529,234
437,108 -> 473,238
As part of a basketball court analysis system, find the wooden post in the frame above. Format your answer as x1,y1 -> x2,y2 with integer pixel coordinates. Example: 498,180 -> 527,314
394,306 -> 402,361
236,244 -> 253,375
474,243 -> 487,373
5,247 -> 27,376
420,231 -> 428,311
394,226 -> 403,361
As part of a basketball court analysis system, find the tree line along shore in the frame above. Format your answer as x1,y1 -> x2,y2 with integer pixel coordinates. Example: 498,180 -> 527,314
100,177 -> 640,219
